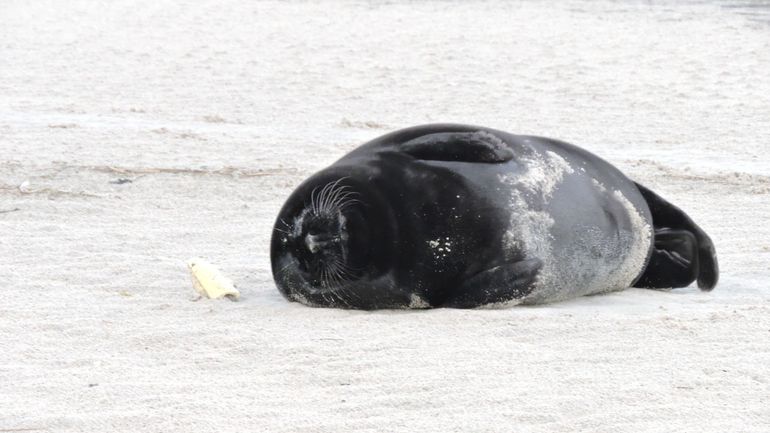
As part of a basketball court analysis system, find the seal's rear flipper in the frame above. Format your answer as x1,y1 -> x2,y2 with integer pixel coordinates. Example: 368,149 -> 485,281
634,229 -> 700,289
443,258 -> 542,308
400,131 -> 514,163
633,183 -> 719,291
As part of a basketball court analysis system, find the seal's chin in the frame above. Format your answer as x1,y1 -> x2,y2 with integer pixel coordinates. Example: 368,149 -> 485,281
304,285 -> 337,295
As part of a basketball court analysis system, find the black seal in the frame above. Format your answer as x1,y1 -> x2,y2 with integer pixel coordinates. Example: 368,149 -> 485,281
270,124 -> 718,309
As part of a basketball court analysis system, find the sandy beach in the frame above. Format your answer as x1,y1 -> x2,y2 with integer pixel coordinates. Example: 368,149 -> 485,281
1,1 -> 769,431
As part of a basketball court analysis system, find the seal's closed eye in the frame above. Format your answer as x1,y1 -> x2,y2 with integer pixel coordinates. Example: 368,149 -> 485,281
400,130 -> 514,163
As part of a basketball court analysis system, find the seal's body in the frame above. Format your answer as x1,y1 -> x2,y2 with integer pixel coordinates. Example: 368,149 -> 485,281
270,124 -> 718,309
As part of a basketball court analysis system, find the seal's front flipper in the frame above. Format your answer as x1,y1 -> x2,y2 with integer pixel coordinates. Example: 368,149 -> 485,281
633,183 -> 718,291
443,258 -> 542,308
400,130 -> 514,163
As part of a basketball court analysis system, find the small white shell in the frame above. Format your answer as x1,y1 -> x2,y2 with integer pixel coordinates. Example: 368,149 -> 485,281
187,258 -> 240,300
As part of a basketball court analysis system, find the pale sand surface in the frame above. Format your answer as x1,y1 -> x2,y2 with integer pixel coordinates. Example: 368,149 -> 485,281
1,1 -> 769,431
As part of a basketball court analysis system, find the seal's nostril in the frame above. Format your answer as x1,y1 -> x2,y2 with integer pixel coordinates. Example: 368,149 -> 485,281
306,234 -> 324,253
306,233 -> 338,253
305,234 -> 317,253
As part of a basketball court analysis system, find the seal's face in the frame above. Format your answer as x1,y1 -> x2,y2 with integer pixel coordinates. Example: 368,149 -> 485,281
271,176 -> 382,307
287,206 -> 355,290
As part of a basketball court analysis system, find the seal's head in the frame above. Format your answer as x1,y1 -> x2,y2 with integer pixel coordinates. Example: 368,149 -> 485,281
270,173 -> 395,308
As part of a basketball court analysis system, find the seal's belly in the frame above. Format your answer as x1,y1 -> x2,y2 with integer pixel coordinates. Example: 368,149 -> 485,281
485,148 -> 653,305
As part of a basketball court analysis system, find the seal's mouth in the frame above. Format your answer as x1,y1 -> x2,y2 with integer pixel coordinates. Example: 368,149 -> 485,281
273,253 -> 349,298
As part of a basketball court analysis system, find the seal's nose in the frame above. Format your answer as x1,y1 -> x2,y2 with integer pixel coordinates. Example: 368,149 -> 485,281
305,233 -> 338,253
